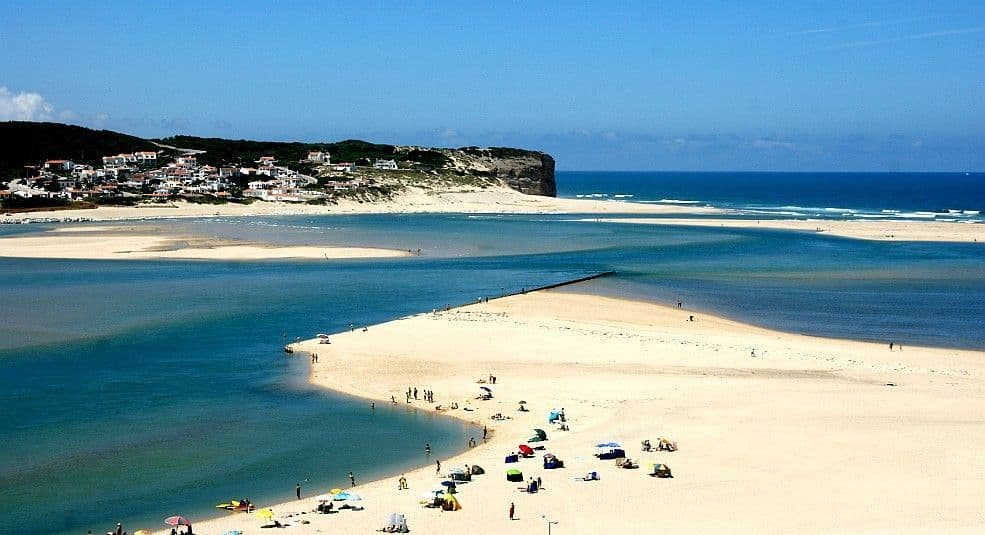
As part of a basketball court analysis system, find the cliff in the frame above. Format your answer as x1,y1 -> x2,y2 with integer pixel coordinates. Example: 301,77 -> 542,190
431,147 -> 556,197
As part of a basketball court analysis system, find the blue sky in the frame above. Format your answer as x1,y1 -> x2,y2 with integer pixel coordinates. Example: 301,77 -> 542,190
1,1 -> 983,171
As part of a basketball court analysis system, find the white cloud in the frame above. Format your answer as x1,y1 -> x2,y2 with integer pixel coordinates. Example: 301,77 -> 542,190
0,86 -> 54,121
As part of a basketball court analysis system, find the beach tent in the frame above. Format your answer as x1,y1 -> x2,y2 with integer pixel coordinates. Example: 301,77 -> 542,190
333,492 -> 352,501
385,513 -> 409,533
595,448 -> 626,460
650,463 -> 673,478
441,493 -> 462,511
528,428 -> 548,442
506,468 -> 524,482
518,444 -> 534,456
470,464 -> 485,475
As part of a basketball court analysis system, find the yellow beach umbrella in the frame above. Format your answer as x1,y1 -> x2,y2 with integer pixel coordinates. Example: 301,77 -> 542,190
255,508 -> 274,521
329,488 -> 344,495
134,531 -> 151,535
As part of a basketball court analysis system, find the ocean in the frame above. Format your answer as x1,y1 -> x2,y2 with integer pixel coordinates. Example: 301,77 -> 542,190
557,171 -> 985,222
1,172 -> 983,534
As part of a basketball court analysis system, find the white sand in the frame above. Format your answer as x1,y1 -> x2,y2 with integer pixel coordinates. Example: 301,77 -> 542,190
6,187 -> 981,244
0,227 -> 408,260
163,291 -> 985,535
591,217 -> 985,243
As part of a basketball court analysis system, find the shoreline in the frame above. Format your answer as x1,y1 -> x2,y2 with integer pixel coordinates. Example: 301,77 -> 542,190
162,289 -> 985,534
2,187 -> 981,246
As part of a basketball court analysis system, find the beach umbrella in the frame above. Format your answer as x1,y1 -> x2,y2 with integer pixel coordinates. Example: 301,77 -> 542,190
163,516 -> 191,527
255,508 -> 275,521
223,532 -> 243,535
479,386 -> 492,392
506,468 -> 522,475
440,481 -> 456,487
343,493 -> 363,501
134,530 -> 151,535
329,487 -> 344,494
533,428 -> 547,438
333,491 -> 351,501
519,400 -> 527,404
518,444 -> 534,455
596,441 -> 621,448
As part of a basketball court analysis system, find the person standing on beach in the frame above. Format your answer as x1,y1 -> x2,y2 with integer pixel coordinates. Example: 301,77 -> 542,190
296,482 -> 301,499
436,459 -> 441,475
889,342 -> 894,351
509,502 -> 515,520
398,474 -> 408,490
349,471 -> 356,487
414,387 -> 418,400
483,425 -> 488,440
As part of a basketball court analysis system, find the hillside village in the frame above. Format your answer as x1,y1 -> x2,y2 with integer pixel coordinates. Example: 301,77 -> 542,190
0,123 -> 556,213
0,148 -> 414,209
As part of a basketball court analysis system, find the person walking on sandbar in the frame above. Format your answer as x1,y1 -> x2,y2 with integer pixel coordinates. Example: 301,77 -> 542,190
509,502 -> 515,520
349,471 -> 356,487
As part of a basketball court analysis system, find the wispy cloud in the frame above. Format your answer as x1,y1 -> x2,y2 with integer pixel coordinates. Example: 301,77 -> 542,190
751,138 -> 798,151
0,86 -> 54,121
789,15 -> 953,36
825,26 -> 985,50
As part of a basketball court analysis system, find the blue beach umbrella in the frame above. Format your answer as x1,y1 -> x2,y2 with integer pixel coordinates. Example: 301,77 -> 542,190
596,442 -> 621,448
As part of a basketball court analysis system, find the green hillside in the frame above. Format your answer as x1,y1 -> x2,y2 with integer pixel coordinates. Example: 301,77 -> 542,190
0,121 -> 157,179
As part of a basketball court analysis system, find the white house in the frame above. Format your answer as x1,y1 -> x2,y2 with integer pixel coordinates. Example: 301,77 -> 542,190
176,156 -> 198,167
44,159 -> 75,171
134,151 -> 158,163
373,159 -> 398,170
306,151 -> 331,163
331,162 -> 356,173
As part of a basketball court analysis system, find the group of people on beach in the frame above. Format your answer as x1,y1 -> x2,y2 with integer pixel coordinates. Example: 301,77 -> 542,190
889,342 -> 903,351
406,386 -> 434,403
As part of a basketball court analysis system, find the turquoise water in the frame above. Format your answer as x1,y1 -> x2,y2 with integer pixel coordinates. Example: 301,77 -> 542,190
2,173 -> 984,534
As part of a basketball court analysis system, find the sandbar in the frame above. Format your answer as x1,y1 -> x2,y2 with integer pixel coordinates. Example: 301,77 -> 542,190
0,226 -> 409,260
590,217 -> 985,243
169,291 -> 985,534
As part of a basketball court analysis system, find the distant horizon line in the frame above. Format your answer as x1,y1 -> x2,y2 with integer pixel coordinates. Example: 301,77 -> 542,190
555,169 -> 983,174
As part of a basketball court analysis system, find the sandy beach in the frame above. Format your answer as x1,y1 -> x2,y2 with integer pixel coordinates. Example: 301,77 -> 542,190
0,226 -> 409,260
1,186 -> 722,223
589,217 -> 985,243
6,187 -> 982,246
166,290 -> 985,534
